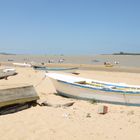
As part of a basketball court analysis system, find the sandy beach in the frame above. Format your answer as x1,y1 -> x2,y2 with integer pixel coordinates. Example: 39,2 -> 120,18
0,64 -> 140,140
1,0 -> 140,139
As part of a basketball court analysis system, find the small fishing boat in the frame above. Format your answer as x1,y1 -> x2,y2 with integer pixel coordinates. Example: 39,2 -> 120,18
0,68 -> 17,79
13,62 -> 31,67
46,73 -> 140,106
104,62 -> 113,67
32,65 -> 46,70
33,65 -> 78,73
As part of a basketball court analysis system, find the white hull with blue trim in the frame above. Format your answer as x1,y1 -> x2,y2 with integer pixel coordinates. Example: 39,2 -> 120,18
33,66 -> 78,73
46,73 -> 140,106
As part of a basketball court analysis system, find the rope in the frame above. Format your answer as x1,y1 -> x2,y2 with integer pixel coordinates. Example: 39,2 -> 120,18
35,75 -> 46,87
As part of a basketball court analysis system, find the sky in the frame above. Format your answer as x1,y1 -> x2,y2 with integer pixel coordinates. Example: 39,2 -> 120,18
0,0 -> 140,55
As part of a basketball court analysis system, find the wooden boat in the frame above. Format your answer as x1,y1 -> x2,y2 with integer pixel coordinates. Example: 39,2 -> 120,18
33,65 -> 78,73
104,62 -> 113,67
0,68 -> 17,79
32,65 -> 46,69
0,84 -> 39,108
13,62 -> 31,67
46,73 -> 140,106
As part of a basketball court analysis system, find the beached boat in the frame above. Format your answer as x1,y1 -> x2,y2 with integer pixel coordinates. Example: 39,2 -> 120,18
33,65 -> 78,73
32,65 -> 46,69
46,73 -> 140,106
13,62 -> 31,67
0,84 -> 39,108
104,62 -> 113,67
0,68 -> 17,79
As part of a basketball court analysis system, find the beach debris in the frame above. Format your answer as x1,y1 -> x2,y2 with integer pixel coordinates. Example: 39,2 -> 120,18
120,110 -> 124,114
37,100 -> 75,108
86,113 -> 91,118
62,113 -> 71,118
127,110 -> 134,116
37,100 -> 44,106
71,107 -> 77,110
63,102 -> 75,107
98,105 -> 108,114
72,72 -> 80,75
89,99 -> 97,104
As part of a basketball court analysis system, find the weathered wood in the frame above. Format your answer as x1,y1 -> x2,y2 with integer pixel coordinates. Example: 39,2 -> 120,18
0,85 -> 39,107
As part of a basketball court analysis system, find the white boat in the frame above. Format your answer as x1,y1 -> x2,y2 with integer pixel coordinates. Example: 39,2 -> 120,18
33,65 -> 78,73
13,62 -> 31,67
46,73 -> 140,106
0,68 -> 17,79
2,68 -> 16,73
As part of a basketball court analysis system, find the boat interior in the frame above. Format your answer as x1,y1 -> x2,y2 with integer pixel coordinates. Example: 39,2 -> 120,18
75,80 -> 140,92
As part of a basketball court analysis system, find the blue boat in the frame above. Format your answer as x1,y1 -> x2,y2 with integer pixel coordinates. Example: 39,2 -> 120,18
33,65 -> 78,73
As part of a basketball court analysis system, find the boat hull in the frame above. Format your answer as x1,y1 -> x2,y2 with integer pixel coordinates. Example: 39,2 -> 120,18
50,78 -> 140,106
13,63 -> 31,67
0,68 -> 17,79
34,66 -> 78,73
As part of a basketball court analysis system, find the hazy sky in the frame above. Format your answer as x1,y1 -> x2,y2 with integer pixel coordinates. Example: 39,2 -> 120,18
0,0 -> 140,54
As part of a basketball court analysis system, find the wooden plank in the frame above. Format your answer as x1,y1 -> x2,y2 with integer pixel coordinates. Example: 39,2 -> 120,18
0,85 -> 39,107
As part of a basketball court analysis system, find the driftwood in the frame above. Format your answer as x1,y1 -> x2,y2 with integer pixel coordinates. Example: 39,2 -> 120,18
72,72 -> 80,75
37,100 -> 75,108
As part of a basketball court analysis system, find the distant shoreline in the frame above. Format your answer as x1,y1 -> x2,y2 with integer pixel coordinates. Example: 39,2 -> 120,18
0,52 -> 16,55
112,52 -> 140,55
0,54 -> 140,67
2,62 -> 140,73
1,52 -> 140,56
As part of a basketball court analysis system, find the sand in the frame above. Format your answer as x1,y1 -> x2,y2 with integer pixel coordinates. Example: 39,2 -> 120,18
0,66 -> 140,140
1,54 -> 140,67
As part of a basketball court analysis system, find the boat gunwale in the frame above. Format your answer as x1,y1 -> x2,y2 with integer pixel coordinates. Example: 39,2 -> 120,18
34,67 -> 78,71
46,73 -> 140,88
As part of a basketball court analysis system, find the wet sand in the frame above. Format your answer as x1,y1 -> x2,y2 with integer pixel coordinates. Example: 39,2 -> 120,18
0,54 -> 140,67
0,65 -> 140,140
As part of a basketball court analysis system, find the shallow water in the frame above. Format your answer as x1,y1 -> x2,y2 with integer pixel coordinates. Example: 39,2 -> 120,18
0,54 -> 140,67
